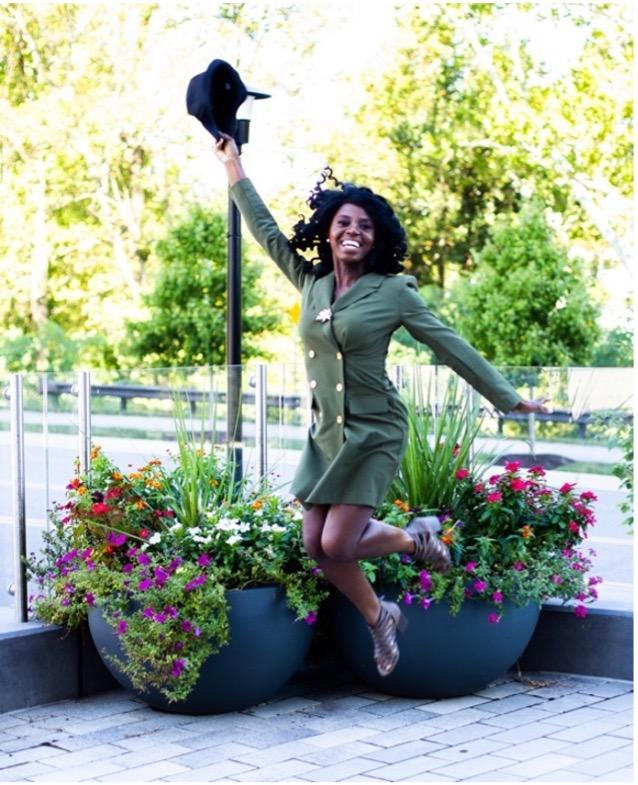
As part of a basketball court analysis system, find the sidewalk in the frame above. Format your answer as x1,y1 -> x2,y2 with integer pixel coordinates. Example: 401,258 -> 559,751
0,668 -> 632,782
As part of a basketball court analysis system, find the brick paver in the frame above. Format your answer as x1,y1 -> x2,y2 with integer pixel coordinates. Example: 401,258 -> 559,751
0,669 -> 632,782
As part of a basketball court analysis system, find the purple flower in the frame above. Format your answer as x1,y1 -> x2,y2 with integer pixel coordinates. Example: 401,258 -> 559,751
137,552 -> 151,566
181,620 -> 193,633
106,531 -> 127,547
550,575 -> 564,585
184,574 -> 206,592
403,592 -> 414,606
473,580 -> 487,594
170,658 -> 186,678
116,620 -> 128,635
574,605 -> 588,619
142,607 -> 155,619
304,611 -> 318,625
311,567 -> 323,576
487,613 -> 501,624
196,554 -> 211,568
419,570 -> 433,592
168,558 -> 183,573
153,566 -> 170,587
513,561 -> 526,572
588,588 -> 599,599
122,562 -> 134,574
464,561 -> 477,573
154,612 -> 167,624
575,592 -> 588,601
400,553 -> 412,564
491,591 -> 504,604
85,593 -> 95,606
164,605 -> 179,618
137,578 -> 153,592
420,597 -> 432,610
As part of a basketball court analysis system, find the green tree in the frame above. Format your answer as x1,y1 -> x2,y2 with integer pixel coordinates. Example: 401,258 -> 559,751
324,3 -> 632,296
126,207 -> 281,368
451,202 -> 600,367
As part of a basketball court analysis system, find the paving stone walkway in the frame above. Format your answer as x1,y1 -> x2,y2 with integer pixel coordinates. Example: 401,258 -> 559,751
0,669 -> 632,783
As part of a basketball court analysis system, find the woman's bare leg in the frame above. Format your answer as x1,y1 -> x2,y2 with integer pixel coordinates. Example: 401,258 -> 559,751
302,504 -> 414,625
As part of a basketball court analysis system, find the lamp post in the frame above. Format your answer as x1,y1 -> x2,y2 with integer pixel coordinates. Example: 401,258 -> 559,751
226,86 -> 270,480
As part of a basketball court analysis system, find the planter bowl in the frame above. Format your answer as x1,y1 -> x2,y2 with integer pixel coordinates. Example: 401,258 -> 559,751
329,588 -> 540,698
89,586 -> 314,714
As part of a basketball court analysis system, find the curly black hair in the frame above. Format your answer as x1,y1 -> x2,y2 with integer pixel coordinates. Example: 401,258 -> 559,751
289,167 -> 407,277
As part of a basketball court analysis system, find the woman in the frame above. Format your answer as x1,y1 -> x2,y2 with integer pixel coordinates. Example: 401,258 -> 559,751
215,135 -> 548,676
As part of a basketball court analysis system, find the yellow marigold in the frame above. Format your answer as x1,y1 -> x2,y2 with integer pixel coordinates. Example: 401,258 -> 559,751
520,525 -> 533,539
441,532 -> 454,546
134,500 -> 146,510
251,500 -> 263,510
90,445 -> 101,460
393,499 -> 410,513
148,459 -> 162,466
145,479 -> 162,490
77,486 -> 88,496
112,472 -> 123,482
209,479 -> 219,487
129,472 -> 143,481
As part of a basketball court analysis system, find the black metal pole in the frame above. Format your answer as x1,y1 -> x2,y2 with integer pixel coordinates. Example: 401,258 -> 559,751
226,120 -> 249,482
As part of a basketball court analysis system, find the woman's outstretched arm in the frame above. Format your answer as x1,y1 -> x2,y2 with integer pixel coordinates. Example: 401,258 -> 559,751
214,133 -> 246,186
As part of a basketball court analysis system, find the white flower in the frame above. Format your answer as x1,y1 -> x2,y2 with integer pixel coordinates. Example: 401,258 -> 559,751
217,518 -> 240,531
148,532 -> 162,545
270,524 -> 287,533
227,534 -> 242,546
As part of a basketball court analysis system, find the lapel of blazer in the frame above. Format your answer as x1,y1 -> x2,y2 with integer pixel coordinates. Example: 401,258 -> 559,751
332,272 -> 385,312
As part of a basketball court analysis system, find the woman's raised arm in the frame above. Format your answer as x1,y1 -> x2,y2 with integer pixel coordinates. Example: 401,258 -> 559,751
214,133 -> 246,186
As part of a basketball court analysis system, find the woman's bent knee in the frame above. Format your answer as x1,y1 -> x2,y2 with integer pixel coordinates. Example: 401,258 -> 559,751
320,534 -> 356,562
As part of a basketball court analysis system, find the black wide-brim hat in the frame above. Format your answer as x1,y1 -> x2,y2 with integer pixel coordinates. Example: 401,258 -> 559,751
186,59 -> 247,141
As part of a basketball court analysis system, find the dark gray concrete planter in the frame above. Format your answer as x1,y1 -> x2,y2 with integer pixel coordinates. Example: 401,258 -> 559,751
328,587 -> 540,698
88,586 -> 314,714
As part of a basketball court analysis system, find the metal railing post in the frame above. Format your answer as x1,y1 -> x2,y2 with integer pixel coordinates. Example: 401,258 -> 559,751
255,363 -> 268,482
77,370 -> 92,475
8,373 -> 28,622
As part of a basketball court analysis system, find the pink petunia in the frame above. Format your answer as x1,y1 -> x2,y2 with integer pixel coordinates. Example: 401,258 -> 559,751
488,475 -> 501,486
91,502 -> 110,515
568,522 -> 580,534
455,468 -> 470,480
486,491 -> 502,503
487,613 -> 501,624
574,605 -> 588,619
304,611 -> 318,625
510,478 -> 528,492
559,482 -> 576,495
419,570 -> 433,592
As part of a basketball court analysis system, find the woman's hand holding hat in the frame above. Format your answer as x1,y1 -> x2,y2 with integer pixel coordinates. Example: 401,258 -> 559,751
513,398 -> 551,414
214,133 -> 245,186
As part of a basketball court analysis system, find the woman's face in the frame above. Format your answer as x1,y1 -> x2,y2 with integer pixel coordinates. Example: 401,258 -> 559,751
327,203 -> 375,268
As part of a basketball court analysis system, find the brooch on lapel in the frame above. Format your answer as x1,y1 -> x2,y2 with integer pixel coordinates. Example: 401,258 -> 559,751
315,308 -> 332,323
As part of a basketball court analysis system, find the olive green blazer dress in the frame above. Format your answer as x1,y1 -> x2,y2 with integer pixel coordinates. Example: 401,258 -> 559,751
231,179 -> 522,508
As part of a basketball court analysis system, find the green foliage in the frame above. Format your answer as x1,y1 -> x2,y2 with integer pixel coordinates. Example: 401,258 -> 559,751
126,206 -> 281,368
451,202 -> 600,366
590,327 -> 634,368
27,445 -> 327,703
370,462 -> 600,621
388,377 -> 498,512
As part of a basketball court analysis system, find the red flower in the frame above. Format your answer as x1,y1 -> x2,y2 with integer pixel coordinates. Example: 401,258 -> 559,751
486,491 -> 502,503
580,491 -> 598,502
474,482 -> 484,493
568,521 -> 580,534
528,465 -> 546,476
138,529 -> 149,538
105,487 -> 122,500
505,460 -> 522,472
455,468 -> 470,480
559,482 -> 576,495
91,502 -> 110,515
510,478 -> 528,492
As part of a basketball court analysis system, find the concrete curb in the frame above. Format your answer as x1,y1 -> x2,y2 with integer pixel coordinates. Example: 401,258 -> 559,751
0,603 -> 632,714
